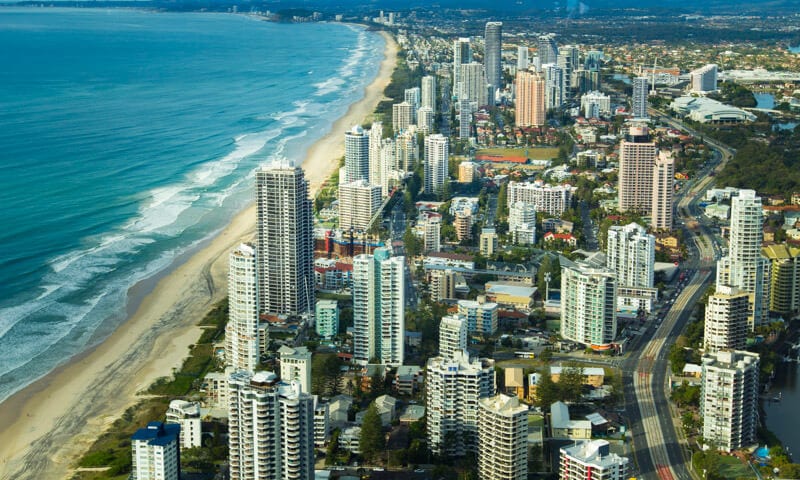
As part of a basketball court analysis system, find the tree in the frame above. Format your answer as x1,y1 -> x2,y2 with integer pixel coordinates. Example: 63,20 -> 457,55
359,402 -> 385,463
312,353 -> 344,396
559,365 -> 585,403
403,226 -> 422,258
496,183 -> 509,220
534,371 -> 559,410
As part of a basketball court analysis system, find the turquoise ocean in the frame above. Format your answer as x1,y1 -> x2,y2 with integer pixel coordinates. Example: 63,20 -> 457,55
0,8 -> 384,402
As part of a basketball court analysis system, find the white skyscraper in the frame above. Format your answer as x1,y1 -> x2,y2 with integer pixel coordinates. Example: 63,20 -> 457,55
438,314 -> 467,359
458,99 -> 472,139
453,37 -> 472,95
166,400 -> 202,450
690,64 -> 718,93
368,122 -> 384,187
421,75 -> 437,111
701,350 -> 759,452
226,243 -> 260,372
478,394 -> 528,480
517,45 -> 529,71
543,63 -> 564,109
561,263 -> 617,347
484,21 -> 503,99
717,190 -> 771,328
632,77 -> 649,119
537,34 -> 558,65
509,201 -> 537,245
278,345 -> 312,393
338,180 -> 381,231
256,166 -> 314,316
424,215 -> 441,253
395,128 -> 418,171
426,351 -> 495,456
704,285 -> 749,353
228,371 -> 315,480
606,223 -> 655,289
424,134 -> 449,195
392,101 -> 415,133
416,106 -> 435,134
459,62 -> 489,106
344,125 -> 369,183
131,422 -> 181,480
404,86 -> 421,110
559,440 -> 629,480
352,248 -> 405,366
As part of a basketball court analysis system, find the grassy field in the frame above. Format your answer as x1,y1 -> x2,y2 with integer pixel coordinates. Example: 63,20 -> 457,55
717,456 -> 756,479
476,147 -> 560,161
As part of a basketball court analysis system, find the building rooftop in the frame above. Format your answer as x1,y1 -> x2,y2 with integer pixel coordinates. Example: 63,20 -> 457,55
131,421 -> 180,447
551,401 -> 592,431
486,282 -> 537,298
561,439 -> 629,467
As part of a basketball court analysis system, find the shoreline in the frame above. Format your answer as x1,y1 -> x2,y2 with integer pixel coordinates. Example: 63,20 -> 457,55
0,29 -> 397,480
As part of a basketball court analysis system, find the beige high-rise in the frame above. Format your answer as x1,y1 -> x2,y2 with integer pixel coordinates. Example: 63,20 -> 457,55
515,70 -> 546,127
652,151 -> 675,230
618,126 -> 656,214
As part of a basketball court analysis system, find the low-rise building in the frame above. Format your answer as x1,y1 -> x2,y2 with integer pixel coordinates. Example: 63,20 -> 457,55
559,439 -> 630,480
165,400 -> 202,450
550,401 -> 592,440
486,281 -> 537,310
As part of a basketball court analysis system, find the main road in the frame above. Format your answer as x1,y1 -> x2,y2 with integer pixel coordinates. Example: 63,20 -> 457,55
622,109 -> 733,480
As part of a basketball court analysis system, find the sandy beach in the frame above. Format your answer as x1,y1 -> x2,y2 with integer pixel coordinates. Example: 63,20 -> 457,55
0,29 -> 397,480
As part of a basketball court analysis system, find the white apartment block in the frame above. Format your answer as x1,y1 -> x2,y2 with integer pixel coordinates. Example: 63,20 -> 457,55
338,180 -> 381,232
424,215 -> 441,253
508,181 -> 575,217
166,400 -> 202,449
458,300 -> 499,335
459,99 -> 473,139
392,102 -> 414,134
543,63 -> 564,109
424,133 -> 449,195
509,201 -> 537,245
690,64 -> 718,93
226,243 -> 259,372
439,314 -> 467,359
606,222 -> 655,289
478,394 -> 528,480
313,399 -> 329,448
228,371 -> 315,480
561,263 -> 617,347
617,126 -> 656,214
632,77 -> 649,118
404,87 -> 421,111
652,151 -> 675,230
421,75 -> 437,111
255,165 -> 314,316
352,247 -> 405,366
453,38 -> 472,93
580,91 -> 611,118
368,122 -> 384,188
278,345 -> 312,394
459,62 -> 489,106
717,189 -> 771,328
704,285 -> 749,353
559,440 -> 630,480
395,128 -> 418,171
417,106 -> 435,134
426,351 -> 495,456
131,422 -> 181,480
701,350 -> 759,452
315,299 -> 339,339
480,227 -> 498,256
344,125 -> 369,183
